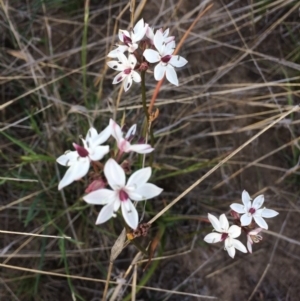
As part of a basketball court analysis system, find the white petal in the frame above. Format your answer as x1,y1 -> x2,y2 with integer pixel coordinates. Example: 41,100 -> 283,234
165,64 -> 178,86
127,167 -> 151,188
85,128 -> 97,143
154,63 -> 166,81
110,119 -> 123,142
232,239 -> 247,253
204,232 -> 222,243
104,158 -> 126,188
143,49 -> 160,63
127,143 -> 154,154
112,72 -> 126,84
129,183 -> 163,201
93,124 -> 111,146
261,208 -> 279,218
83,189 -> 115,205
252,195 -> 264,209
219,214 -> 229,231
123,76 -> 133,92
226,246 -> 236,258
207,213 -> 222,232
107,45 -> 128,58
240,213 -> 252,226
230,203 -> 245,214
58,159 -> 89,190
132,19 -> 145,41
118,30 -> 130,43
121,200 -> 139,229
128,54 -> 137,68
132,71 -> 141,83
118,139 -> 131,152
228,225 -> 241,238
89,145 -> 109,161
125,124 -> 136,139
247,239 -> 253,253
107,60 -> 124,71
254,216 -> 268,229
153,30 -> 164,52
242,190 -> 252,209
95,202 -> 115,224
169,55 -> 188,68
56,151 -> 78,166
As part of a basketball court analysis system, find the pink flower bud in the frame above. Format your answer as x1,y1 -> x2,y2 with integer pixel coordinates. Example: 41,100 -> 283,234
85,178 -> 106,193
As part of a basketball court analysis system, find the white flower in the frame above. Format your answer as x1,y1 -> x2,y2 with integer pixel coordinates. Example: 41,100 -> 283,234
110,119 -> 153,154
230,190 -> 279,229
204,213 -> 247,258
143,30 -> 187,86
83,158 -> 163,229
107,19 -> 147,57
107,53 -> 141,92
247,228 -> 263,253
56,126 -> 111,190
146,26 -> 175,45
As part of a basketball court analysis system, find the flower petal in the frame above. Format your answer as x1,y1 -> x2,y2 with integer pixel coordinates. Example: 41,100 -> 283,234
165,64 -> 178,86
154,63 -> 166,81
247,238 -> 253,253
110,119 -> 123,142
128,183 -> 163,201
261,208 -> 279,218
254,216 -> 268,229
219,214 -> 229,231
104,158 -> 126,188
169,55 -> 188,68
207,213 -> 222,232
143,49 -> 161,63
121,200 -> 139,229
95,202 -> 115,224
153,30 -> 164,52
228,225 -> 241,238
93,124 -> 111,146
204,232 -> 222,243
85,128 -> 98,143
252,195 -> 264,209
123,75 -> 133,92
56,151 -> 78,166
89,145 -> 109,161
125,124 -> 136,139
58,159 -> 89,190
240,213 -> 252,226
83,189 -> 115,205
127,143 -> 154,154
132,71 -> 141,83
230,203 -> 245,214
225,239 -> 236,258
127,167 -> 151,188
232,238 -> 247,253
132,19 -> 146,42
242,190 -> 252,209
112,72 -> 126,84
107,45 -> 128,58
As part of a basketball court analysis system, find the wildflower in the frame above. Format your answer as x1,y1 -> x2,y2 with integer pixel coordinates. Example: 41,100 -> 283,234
143,30 -> 187,86
204,213 -> 247,258
107,19 -> 147,57
83,158 -> 163,229
230,190 -> 279,229
110,119 -> 153,154
247,228 -> 263,253
145,26 -> 175,45
107,53 -> 141,92
56,126 -> 111,190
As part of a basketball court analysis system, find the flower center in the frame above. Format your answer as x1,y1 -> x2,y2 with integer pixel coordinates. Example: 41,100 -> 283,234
249,207 -> 256,215
221,233 -> 229,241
161,55 -> 172,63
124,68 -> 132,75
119,189 -> 129,202
73,143 -> 89,157
123,34 -> 132,46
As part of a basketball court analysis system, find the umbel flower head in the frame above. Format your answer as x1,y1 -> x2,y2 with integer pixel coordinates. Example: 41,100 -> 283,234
83,158 -> 163,229
204,213 -> 247,258
230,190 -> 279,229
56,126 -> 111,190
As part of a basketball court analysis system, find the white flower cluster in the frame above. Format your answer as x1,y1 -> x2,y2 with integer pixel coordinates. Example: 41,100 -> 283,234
107,19 -> 188,91
204,190 -> 278,258
56,119 -> 163,229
